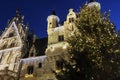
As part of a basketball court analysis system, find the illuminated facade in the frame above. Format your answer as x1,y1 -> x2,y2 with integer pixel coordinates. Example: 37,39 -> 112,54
0,1 -> 100,80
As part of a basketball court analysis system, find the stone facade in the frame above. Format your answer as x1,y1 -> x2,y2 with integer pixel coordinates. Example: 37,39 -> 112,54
0,1 -> 100,80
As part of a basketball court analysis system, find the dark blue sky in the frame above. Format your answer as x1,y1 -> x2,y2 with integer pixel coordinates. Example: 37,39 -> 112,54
0,0 -> 120,38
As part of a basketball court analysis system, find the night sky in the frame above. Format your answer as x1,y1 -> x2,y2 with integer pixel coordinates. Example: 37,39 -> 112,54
0,0 -> 120,38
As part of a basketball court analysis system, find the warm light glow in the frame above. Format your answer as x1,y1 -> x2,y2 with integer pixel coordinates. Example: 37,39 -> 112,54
63,45 -> 67,49
0,22 -> 22,47
12,22 -> 22,47
55,69 -> 61,73
25,74 -> 33,78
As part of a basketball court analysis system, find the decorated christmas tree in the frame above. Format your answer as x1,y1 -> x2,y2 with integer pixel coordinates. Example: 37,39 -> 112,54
55,2 -> 120,80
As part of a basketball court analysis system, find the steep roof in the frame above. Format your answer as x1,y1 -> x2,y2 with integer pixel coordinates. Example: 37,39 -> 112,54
34,37 -> 48,56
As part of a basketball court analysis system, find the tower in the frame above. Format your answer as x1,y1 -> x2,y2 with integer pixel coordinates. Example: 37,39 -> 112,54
47,11 -> 60,45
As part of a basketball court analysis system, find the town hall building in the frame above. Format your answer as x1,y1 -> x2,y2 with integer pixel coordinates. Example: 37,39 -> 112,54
0,1 -> 100,80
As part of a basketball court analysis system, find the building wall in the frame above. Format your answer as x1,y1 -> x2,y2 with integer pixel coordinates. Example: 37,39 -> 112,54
18,8 -> 77,80
0,1 -> 101,79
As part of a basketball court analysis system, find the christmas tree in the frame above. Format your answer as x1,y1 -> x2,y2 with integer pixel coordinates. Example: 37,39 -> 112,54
55,3 -> 120,80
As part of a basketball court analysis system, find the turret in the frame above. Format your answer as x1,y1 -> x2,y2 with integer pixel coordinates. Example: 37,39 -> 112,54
47,11 -> 60,45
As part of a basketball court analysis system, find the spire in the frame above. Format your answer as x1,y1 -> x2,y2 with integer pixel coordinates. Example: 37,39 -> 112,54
16,8 -> 20,18
24,22 -> 29,40
13,8 -> 20,22
26,22 -> 29,31
90,0 -> 95,2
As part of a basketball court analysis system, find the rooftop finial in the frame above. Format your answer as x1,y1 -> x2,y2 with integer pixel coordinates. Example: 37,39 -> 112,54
90,0 -> 95,2
51,10 -> 56,15
25,22 -> 29,33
